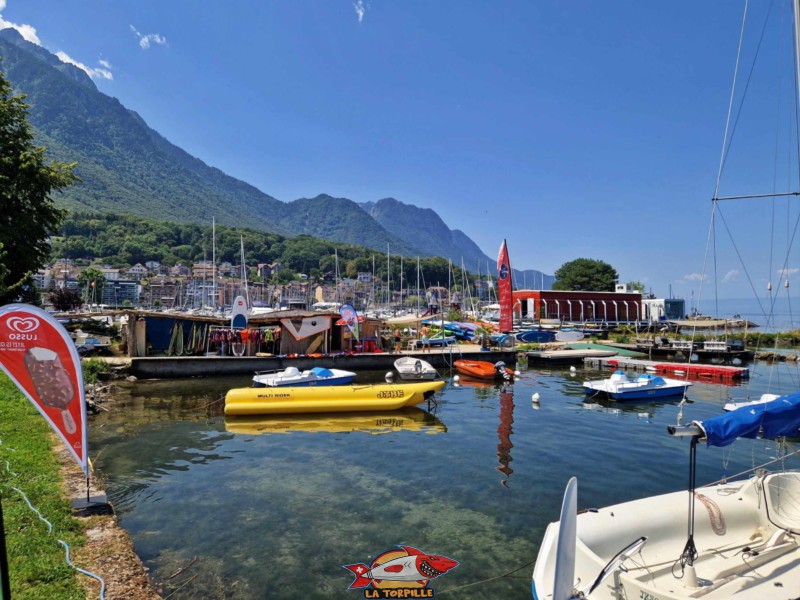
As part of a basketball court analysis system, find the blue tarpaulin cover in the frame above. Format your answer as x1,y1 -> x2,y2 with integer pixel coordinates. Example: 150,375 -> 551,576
697,391 -> 800,447
310,367 -> 333,378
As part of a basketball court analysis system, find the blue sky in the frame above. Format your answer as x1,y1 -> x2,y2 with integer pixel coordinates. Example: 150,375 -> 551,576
2,1 -> 799,302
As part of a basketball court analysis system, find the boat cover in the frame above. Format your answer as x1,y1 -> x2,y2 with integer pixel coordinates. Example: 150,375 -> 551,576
697,391 -> 800,447
310,367 -> 334,377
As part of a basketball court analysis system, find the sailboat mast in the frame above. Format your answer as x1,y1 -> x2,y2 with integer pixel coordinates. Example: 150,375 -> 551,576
201,247 -> 206,309
386,244 -> 391,307
212,217 -> 217,309
448,259 -> 452,313
334,248 -> 340,306
416,257 -> 421,317
795,0 -> 800,101
399,255 -> 404,313
240,235 -> 249,306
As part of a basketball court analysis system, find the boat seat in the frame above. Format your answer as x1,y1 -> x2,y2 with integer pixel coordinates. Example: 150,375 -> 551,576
763,472 -> 800,533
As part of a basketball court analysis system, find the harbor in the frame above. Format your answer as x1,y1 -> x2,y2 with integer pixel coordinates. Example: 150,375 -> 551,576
84,359 -> 800,599
126,345 -> 517,379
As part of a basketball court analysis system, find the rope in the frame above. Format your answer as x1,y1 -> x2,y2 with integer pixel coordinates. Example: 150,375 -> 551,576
436,558 -> 535,595
3,457 -> 107,598
695,493 -> 726,535
10,485 -> 106,598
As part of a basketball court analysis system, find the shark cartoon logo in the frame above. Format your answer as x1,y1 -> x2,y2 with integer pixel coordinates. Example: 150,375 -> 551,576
498,263 -> 510,281
343,545 -> 458,597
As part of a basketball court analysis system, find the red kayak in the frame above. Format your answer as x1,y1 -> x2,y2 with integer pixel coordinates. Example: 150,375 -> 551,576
454,360 -> 514,381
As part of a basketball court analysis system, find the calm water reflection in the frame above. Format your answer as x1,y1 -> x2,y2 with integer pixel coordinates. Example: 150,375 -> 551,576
89,361 -> 800,599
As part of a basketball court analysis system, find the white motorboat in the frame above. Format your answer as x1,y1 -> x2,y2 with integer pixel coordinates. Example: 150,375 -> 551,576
531,393 -> 800,600
583,370 -> 691,400
393,356 -> 438,380
252,366 -> 356,388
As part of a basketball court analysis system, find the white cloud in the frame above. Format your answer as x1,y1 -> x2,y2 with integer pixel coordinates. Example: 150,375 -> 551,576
721,269 -> 739,284
1,2 -> 112,80
353,0 -> 366,23
56,51 -> 113,80
778,267 -> 800,277
683,273 -> 708,282
0,12 -> 42,45
130,25 -> 166,49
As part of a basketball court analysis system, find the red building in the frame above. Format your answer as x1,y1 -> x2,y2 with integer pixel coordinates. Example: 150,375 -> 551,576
511,289 -> 644,323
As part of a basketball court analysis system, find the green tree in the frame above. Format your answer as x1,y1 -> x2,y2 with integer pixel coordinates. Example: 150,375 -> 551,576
78,267 -> 106,305
271,269 -> 296,284
48,286 -> 82,311
0,67 -> 77,304
552,258 -> 618,292
627,280 -> 646,293
0,243 -> 10,299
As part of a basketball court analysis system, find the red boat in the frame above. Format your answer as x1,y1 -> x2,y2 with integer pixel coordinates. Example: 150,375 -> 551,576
454,360 -> 514,381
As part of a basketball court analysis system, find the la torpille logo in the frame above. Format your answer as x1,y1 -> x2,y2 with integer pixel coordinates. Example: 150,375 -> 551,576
343,546 -> 459,598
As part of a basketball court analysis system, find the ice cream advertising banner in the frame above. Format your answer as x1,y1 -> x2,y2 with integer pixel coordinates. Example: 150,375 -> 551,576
0,304 -> 88,477
496,239 -> 513,333
338,304 -> 360,341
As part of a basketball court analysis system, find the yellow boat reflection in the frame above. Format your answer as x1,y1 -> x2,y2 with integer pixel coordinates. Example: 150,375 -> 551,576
224,407 -> 447,435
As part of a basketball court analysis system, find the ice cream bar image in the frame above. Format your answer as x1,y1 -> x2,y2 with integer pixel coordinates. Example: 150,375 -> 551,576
23,347 -> 77,434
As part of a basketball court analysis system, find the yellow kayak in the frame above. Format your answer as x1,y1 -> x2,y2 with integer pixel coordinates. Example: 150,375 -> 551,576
224,380 -> 446,416
224,407 -> 447,435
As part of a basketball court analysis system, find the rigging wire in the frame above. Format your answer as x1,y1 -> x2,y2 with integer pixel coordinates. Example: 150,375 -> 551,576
714,0 -> 775,187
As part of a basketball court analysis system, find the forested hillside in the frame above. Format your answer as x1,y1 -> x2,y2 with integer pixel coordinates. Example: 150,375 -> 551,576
52,213 -> 469,287
0,26 -> 553,284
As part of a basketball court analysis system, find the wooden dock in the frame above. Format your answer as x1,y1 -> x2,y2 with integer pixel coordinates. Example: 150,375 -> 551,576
526,349 -> 618,365
583,355 -> 750,381
128,345 -> 517,379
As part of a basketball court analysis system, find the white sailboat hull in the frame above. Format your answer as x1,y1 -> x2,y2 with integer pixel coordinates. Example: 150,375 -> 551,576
533,471 -> 800,599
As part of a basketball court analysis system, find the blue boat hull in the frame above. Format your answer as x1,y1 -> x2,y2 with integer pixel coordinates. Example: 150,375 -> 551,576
583,386 -> 688,400
254,374 -> 356,388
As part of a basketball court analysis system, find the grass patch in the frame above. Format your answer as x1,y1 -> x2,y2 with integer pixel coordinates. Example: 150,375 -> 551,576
81,358 -> 113,385
0,375 -> 86,599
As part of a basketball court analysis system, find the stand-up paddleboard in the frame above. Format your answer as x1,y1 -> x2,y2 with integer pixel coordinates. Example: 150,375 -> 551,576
554,331 -> 584,343
231,295 -> 248,329
516,330 -> 556,343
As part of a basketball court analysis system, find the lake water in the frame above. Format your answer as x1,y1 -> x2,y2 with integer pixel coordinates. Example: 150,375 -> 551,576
690,296 -> 800,331
89,361 -> 800,599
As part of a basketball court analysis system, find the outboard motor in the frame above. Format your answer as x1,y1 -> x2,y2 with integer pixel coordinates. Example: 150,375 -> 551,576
494,361 -> 511,380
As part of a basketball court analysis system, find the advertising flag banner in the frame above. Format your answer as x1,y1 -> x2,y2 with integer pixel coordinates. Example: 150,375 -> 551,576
0,304 -> 88,477
497,240 -> 513,333
338,304 -> 360,341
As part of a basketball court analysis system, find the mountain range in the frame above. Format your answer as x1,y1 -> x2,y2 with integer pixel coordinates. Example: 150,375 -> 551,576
0,27 -> 553,287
